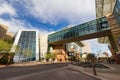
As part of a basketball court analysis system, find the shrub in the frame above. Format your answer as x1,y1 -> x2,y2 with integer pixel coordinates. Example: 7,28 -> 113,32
45,52 -> 56,61
0,39 -> 13,51
0,52 -> 15,65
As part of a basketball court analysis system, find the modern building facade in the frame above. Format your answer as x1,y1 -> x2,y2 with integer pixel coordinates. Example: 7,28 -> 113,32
11,30 -> 39,62
66,42 -> 91,54
48,17 -> 110,62
48,0 -> 120,63
48,17 -> 110,45
81,42 -> 92,53
48,17 -> 109,62
48,41 -> 91,62
96,0 -> 120,63
1,0 -> 119,63
39,34 -> 48,59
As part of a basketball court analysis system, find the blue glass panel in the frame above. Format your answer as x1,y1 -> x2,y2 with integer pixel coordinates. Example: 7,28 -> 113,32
113,0 -> 120,25
15,31 -> 36,62
48,17 -> 110,43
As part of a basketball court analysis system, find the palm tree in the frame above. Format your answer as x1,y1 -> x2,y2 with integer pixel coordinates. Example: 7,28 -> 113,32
45,52 -> 51,62
0,39 -> 13,59
6,52 -> 15,66
0,39 -> 12,51
86,53 -> 97,76
0,39 -> 15,65
45,52 -> 56,62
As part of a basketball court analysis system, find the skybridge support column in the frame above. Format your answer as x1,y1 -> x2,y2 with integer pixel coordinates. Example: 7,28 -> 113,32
107,14 -> 120,63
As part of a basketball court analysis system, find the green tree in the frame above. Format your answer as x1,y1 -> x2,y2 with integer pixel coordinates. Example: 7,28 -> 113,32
45,52 -> 56,62
0,51 -> 15,65
6,52 -> 15,66
45,53 -> 51,61
0,39 -> 12,51
0,39 -> 13,59
50,53 -> 56,60
0,39 -> 15,65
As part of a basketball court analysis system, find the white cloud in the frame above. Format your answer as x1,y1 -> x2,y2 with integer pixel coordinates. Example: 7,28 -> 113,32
0,1 -> 17,16
0,0 -> 49,34
0,0 -> 96,34
0,18 -> 27,33
22,0 -> 96,25
27,25 -> 50,35
0,17 -> 50,35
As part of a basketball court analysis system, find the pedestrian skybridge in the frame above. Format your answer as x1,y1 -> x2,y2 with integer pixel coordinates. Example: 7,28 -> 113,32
48,17 -> 111,45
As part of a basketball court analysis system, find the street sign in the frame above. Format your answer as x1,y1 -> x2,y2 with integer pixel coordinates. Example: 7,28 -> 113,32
68,52 -> 74,56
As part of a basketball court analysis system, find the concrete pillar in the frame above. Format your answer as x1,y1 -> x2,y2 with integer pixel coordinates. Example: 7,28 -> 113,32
107,14 -> 120,63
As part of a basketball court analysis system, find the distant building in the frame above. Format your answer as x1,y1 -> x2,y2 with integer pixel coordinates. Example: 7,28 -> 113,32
81,42 -> 92,53
48,41 -> 91,62
66,41 -> 91,54
39,34 -> 48,59
6,32 -> 14,39
11,30 -> 39,62
0,24 -> 14,39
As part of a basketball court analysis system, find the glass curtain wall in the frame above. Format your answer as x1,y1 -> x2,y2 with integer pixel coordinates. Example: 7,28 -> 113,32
48,17 -> 110,43
15,31 -> 36,62
113,0 -> 120,25
113,0 -> 120,49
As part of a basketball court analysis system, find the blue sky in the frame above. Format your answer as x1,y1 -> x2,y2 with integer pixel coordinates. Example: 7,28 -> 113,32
0,0 -> 110,54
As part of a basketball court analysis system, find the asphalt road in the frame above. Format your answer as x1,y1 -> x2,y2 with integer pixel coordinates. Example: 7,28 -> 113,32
0,63 -> 100,80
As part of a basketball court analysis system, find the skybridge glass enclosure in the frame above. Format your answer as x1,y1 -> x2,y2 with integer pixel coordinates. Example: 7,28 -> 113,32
48,17 -> 110,43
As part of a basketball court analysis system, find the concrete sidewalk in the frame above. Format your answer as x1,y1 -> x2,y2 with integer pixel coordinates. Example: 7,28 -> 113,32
68,63 -> 120,80
0,62 -> 50,68
0,65 -> 6,68
84,63 -> 120,80
0,61 -> 67,68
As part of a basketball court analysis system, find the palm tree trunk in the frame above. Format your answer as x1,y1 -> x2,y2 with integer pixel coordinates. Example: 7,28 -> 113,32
6,55 -> 11,67
0,53 -> 5,59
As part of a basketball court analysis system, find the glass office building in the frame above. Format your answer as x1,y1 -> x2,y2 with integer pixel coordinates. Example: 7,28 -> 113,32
48,17 -> 110,62
95,0 -> 120,63
48,0 -> 120,63
113,0 -> 120,25
112,0 -> 120,60
48,17 -> 110,43
11,30 -> 39,62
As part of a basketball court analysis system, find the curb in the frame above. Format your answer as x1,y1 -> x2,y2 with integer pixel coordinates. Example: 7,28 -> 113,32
0,65 -> 6,68
102,63 -> 115,70
68,64 -> 109,80
0,62 -> 68,68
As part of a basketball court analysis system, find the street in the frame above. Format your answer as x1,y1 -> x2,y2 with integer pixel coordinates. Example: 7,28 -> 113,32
0,63 -> 100,80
